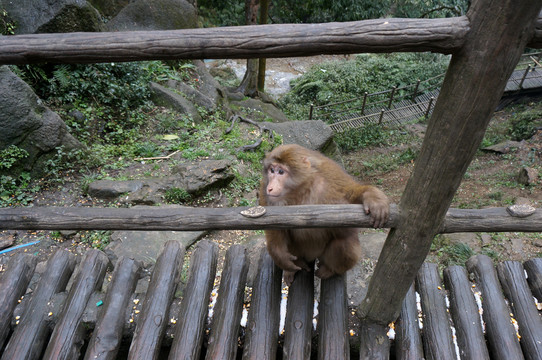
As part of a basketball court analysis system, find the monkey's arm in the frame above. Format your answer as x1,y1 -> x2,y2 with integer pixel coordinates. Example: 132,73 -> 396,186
348,184 -> 390,228
265,230 -> 309,272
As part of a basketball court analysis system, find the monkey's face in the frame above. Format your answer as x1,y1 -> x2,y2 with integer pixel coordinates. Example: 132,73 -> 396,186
264,163 -> 290,202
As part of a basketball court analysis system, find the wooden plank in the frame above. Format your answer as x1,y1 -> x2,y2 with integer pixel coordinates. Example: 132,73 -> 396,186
394,284 -> 424,360
128,241 -> 184,360
415,263 -> 455,360
358,320 -> 390,360
169,240 -> 218,360
0,252 -> 37,350
0,17 -> 470,65
283,266 -> 314,360
496,261 -> 542,360
317,274 -> 349,360
242,248 -> 282,360
466,255 -> 524,359
524,258 -> 542,301
43,249 -> 109,360
1,205 -> 541,233
443,265 -> 489,360
84,257 -> 140,360
360,0 -> 542,324
1,250 -> 76,360
205,245 -> 248,360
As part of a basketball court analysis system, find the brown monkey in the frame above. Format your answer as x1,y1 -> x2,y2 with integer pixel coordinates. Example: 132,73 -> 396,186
259,144 -> 389,285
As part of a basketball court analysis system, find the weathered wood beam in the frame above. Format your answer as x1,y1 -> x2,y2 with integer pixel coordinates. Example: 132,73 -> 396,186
0,205 -> 540,232
358,0 -> 542,326
0,17 -> 470,65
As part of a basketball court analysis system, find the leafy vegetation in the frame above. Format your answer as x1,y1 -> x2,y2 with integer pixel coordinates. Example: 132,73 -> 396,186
164,188 -> 192,204
279,53 -> 449,121
481,102 -> 542,147
80,230 -> 112,250
430,234 -> 501,270
197,0 -> 469,25
0,146 -> 39,207
509,107 -> 542,141
335,124 -> 414,152
14,61 -> 184,145
0,8 -> 16,35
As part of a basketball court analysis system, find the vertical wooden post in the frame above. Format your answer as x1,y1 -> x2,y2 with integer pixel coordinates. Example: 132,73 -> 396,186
388,86 -> 397,108
361,92 -> 368,114
309,104 -> 314,120
412,80 -> 421,102
519,65 -> 531,89
358,0 -> 542,325
424,97 -> 434,119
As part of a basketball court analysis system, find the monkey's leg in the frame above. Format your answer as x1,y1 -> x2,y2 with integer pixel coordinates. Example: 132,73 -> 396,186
316,233 -> 361,279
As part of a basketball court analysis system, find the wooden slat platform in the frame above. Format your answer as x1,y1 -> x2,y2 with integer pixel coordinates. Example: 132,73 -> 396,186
0,240 -> 541,359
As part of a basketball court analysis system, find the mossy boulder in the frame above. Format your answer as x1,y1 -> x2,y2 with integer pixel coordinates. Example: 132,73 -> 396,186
1,0 -> 103,34
0,66 -> 82,177
105,0 -> 197,31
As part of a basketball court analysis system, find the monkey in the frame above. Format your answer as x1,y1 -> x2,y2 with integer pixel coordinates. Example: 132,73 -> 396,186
259,144 -> 389,285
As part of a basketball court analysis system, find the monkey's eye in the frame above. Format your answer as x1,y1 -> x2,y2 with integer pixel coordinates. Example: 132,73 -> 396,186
278,168 -> 284,175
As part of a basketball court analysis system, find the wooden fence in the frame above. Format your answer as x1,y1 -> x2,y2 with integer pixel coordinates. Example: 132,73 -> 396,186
0,0 -> 541,348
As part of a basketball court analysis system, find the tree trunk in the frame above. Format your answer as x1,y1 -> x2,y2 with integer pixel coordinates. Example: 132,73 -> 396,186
358,0 -> 542,325
236,0 -> 260,96
257,0 -> 270,92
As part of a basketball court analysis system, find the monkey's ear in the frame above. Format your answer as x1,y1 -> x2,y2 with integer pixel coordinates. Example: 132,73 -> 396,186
302,156 -> 312,168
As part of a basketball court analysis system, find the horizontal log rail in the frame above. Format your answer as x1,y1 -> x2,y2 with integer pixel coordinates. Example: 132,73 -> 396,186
1,17 -> 470,65
0,205 -> 540,233
0,15 -> 541,66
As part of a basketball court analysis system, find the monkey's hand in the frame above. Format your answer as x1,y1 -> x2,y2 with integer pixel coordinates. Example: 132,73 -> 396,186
275,252 -> 309,273
362,191 -> 390,228
284,259 -> 312,286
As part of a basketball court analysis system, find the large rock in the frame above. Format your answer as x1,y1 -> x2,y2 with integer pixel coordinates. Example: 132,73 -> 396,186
88,0 -> 129,18
193,60 -> 224,107
105,0 -> 197,31
88,159 -> 234,205
517,166 -> 539,186
105,205 -> 205,268
0,0 -> 103,34
0,66 -> 82,176
230,97 -> 290,123
149,82 -> 203,123
263,120 -> 340,158
165,80 -> 216,112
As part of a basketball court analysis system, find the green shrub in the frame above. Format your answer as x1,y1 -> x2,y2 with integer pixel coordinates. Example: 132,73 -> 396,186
164,187 -> 192,203
280,53 -> 450,120
0,145 -> 29,171
134,142 -> 162,158
0,8 -> 16,35
335,124 -> 388,151
509,109 -> 541,141
15,61 -> 188,145
0,145 -> 40,206
80,230 -> 111,250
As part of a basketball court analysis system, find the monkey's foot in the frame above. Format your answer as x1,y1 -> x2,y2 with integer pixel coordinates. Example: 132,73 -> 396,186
284,270 -> 297,286
315,265 -> 335,279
